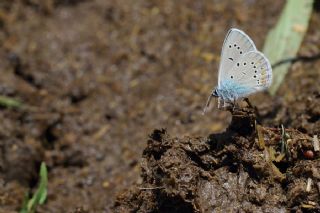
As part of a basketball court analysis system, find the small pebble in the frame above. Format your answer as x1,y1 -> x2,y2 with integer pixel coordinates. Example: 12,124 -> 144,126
303,150 -> 314,159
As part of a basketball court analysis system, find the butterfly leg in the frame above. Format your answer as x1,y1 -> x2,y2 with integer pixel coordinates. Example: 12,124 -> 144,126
232,98 -> 237,111
222,98 -> 228,109
222,100 -> 234,110
228,94 -> 239,111
217,97 -> 221,109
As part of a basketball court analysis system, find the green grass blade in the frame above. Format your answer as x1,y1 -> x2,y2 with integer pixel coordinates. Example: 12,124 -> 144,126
21,162 -> 48,213
38,162 -> 48,204
19,193 -> 30,213
0,95 -> 22,108
263,0 -> 313,95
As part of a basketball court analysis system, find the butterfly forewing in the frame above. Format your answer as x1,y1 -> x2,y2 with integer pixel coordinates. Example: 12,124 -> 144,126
218,28 -> 257,87
222,51 -> 272,98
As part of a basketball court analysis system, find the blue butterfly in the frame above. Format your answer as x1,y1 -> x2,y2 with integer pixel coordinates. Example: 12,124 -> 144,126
204,28 -> 272,111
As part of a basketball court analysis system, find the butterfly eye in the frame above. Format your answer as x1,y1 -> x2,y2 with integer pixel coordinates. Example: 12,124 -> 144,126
231,76 -> 234,79
255,70 -> 257,73
237,47 -> 240,49
240,51 -> 243,54
254,66 -> 256,68
234,44 -> 236,47
244,62 -> 246,65
229,45 -> 232,48
237,63 -> 240,66
251,62 -> 254,64
253,75 -> 257,78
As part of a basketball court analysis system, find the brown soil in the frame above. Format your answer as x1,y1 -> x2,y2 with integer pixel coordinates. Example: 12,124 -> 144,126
114,107 -> 320,212
0,0 -> 319,212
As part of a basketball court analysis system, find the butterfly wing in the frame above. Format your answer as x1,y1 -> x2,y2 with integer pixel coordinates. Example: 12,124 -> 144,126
219,51 -> 272,99
218,28 -> 257,87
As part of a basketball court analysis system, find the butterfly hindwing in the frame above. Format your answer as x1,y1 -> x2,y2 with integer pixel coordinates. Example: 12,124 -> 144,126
220,51 -> 272,99
218,28 -> 257,87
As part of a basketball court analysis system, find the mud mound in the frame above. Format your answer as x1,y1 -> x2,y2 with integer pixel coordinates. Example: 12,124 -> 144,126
114,109 -> 320,212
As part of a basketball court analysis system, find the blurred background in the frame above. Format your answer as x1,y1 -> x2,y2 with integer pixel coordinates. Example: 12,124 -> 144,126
0,0 -> 319,212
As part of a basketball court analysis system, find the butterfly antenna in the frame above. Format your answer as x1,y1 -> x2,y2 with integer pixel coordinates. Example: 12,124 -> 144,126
203,94 -> 213,115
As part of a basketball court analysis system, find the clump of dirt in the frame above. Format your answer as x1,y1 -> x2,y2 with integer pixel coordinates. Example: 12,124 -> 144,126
113,108 -> 320,212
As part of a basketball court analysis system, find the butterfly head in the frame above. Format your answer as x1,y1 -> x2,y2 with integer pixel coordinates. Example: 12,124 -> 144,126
212,88 -> 219,97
